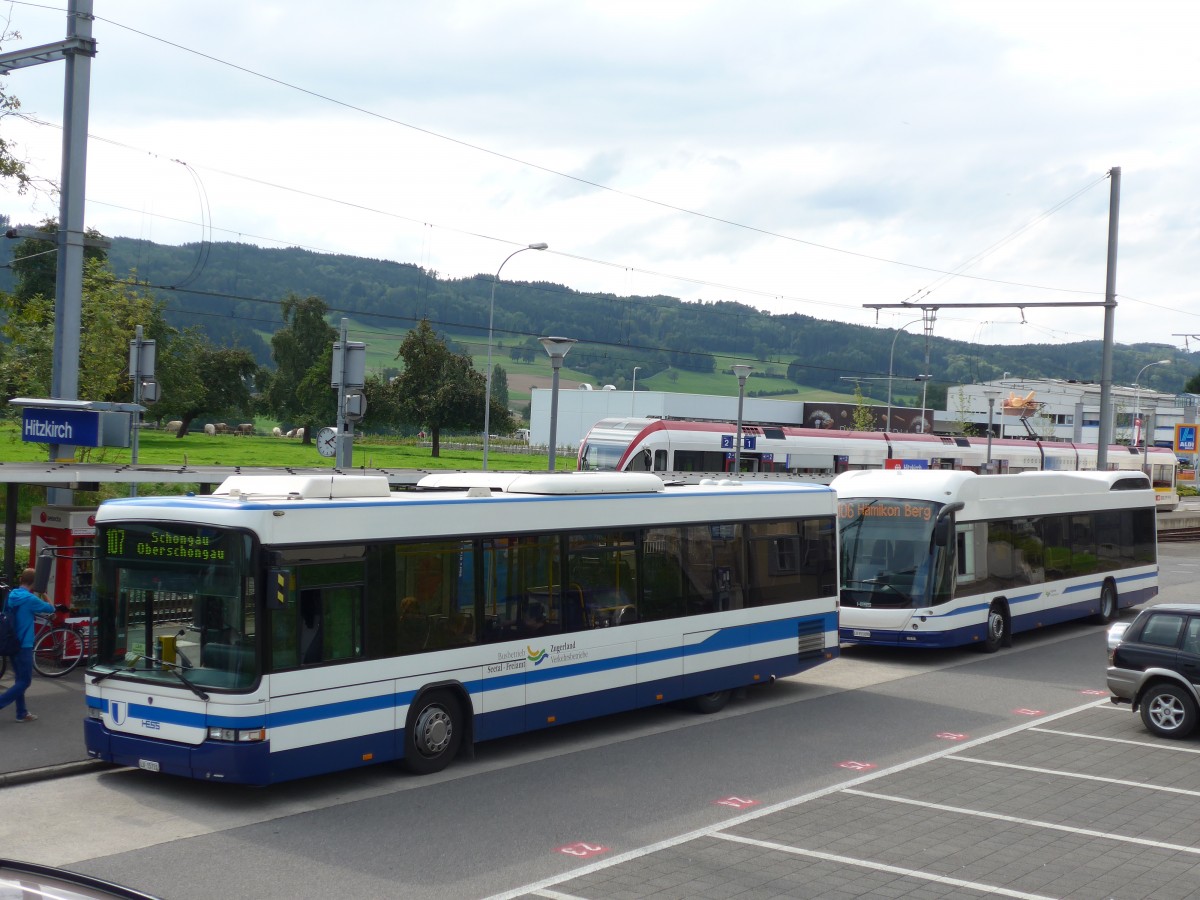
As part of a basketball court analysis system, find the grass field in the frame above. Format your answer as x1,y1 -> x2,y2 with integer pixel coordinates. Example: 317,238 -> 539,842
0,423 -> 564,471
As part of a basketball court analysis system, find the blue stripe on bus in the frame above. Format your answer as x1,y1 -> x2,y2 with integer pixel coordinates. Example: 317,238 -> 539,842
841,571 -> 1158,648
87,614 -> 836,734
85,645 -> 837,786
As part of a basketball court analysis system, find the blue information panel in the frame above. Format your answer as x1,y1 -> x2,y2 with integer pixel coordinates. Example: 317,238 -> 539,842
721,434 -> 757,450
22,408 -> 99,445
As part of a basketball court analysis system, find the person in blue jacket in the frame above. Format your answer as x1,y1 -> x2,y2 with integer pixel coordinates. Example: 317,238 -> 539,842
0,568 -> 55,722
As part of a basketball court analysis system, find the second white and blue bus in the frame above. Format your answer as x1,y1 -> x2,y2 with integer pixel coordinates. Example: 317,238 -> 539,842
833,468 -> 1158,651
83,471 -> 839,785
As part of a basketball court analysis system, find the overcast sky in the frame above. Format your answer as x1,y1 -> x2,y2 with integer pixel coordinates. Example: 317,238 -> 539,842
3,0 -> 1198,352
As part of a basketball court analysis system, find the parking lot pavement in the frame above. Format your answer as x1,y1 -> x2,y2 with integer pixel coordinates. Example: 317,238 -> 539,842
498,701 -> 1200,900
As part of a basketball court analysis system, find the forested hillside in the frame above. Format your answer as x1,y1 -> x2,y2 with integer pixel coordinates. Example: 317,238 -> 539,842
1,233 -> 1193,398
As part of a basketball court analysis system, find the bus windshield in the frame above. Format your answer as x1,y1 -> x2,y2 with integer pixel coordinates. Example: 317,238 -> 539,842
838,497 -> 940,609
92,523 -> 257,690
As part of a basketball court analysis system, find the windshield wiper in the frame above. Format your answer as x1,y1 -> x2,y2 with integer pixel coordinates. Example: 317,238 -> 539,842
90,654 -> 210,701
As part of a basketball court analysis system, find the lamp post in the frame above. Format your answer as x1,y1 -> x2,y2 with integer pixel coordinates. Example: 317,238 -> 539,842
732,364 -> 752,472
631,366 -> 641,415
1133,358 -> 1171,473
483,242 -> 548,470
984,387 -> 1003,470
886,318 -> 922,432
540,336 -> 576,471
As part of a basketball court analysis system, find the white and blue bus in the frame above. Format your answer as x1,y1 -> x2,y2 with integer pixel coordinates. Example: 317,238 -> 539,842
833,469 -> 1158,651
84,472 -> 839,785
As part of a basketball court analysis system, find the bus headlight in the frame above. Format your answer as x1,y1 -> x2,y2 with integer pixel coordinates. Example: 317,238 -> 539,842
87,708 -> 103,721
207,726 -> 266,743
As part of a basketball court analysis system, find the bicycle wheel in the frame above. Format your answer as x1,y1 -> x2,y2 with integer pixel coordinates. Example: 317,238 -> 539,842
33,627 -> 84,677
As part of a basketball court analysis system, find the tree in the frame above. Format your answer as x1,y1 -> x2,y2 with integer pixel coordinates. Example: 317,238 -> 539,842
0,258 -> 178,406
491,363 -> 510,413
155,337 -> 260,436
851,384 -> 876,431
1185,371 -> 1200,394
0,28 -> 34,195
8,221 -> 110,308
262,294 -> 337,443
391,319 -> 503,457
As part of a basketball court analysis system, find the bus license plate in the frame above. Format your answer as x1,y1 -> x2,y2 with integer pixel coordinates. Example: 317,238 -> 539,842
852,630 -> 871,638
138,759 -> 160,773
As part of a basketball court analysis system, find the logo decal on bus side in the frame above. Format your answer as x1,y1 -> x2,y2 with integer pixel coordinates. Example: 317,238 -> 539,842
527,646 -> 548,665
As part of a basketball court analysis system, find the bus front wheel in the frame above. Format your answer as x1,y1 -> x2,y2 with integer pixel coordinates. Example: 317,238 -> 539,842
402,689 -> 463,775
982,602 -> 1008,653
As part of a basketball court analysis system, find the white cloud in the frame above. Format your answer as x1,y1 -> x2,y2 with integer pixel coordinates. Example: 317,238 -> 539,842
3,0 -> 1199,358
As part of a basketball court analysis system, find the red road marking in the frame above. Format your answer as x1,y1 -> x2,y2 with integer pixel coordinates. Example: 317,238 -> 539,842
1012,708 -> 1044,716
556,842 -> 610,859
715,796 -> 760,809
1080,689 -> 1107,696
936,732 -> 968,741
837,760 -> 877,771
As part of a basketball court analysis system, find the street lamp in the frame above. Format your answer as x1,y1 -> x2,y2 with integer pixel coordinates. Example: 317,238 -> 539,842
732,364 -> 752,472
886,318 -> 922,432
483,242 -> 548,470
540,336 -> 576,471
631,366 -> 641,415
984,387 -> 1003,470
1134,358 -> 1171,473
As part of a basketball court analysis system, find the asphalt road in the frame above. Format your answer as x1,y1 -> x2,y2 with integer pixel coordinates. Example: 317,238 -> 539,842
2,544 -> 1198,899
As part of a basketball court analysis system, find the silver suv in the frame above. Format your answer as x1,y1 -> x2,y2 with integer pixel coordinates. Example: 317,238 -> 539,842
1107,603 -> 1200,739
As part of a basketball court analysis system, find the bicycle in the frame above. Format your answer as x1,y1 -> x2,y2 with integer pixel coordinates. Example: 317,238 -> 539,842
0,604 -> 86,679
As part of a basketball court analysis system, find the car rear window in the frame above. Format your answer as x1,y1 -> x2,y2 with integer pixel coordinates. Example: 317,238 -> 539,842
1139,613 -> 1185,647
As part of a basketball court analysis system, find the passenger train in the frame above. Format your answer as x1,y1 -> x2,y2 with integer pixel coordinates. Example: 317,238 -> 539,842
577,417 -> 1181,511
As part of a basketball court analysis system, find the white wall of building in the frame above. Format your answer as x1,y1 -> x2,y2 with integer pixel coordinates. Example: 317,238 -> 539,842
528,388 -> 807,450
952,379 -> 1186,447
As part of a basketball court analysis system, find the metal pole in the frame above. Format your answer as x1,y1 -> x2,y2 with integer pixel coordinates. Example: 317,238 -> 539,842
548,356 -> 562,472
732,365 -> 751,472
49,0 -> 95,498
887,318 -> 921,431
1096,167 -> 1120,471
483,242 -> 547,470
130,325 -> 142,496
631,366 -> 640,416
986,397 -> 995,467
335,318 -> 349,468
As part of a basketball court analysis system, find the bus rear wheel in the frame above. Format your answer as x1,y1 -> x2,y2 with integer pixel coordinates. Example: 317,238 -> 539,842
402,689 -> 463,775
686,690 -> 731,714
1092,581 -> 1118,625
982,602 -> 1008,653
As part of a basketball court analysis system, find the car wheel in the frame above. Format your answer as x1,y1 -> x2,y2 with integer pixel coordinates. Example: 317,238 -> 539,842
1092,581 -> 1118,625
1140,683 -> 1198,739
403,689 -> 463,774
982,602 -> 1007,653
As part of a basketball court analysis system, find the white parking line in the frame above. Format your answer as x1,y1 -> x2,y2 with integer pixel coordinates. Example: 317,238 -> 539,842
950,756 -> 1200,797
844,788 -> 1200,855
1031,726 -> 1200,753
482,699 -> 1105,900
532,891 -> 589,900
712,832 -> 1056,900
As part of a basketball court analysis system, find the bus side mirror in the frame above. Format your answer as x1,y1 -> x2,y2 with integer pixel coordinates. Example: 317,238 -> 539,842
33,551 -> 53,594
932,502 -> 965,547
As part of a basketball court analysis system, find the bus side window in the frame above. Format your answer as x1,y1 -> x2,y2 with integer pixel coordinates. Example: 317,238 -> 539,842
300,590 -> 323,664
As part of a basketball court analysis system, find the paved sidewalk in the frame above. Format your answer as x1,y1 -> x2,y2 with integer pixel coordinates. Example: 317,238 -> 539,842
0,665 -> 104,785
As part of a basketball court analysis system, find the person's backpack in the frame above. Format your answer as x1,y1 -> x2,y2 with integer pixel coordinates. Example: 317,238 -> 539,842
0,590 -> 19,657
